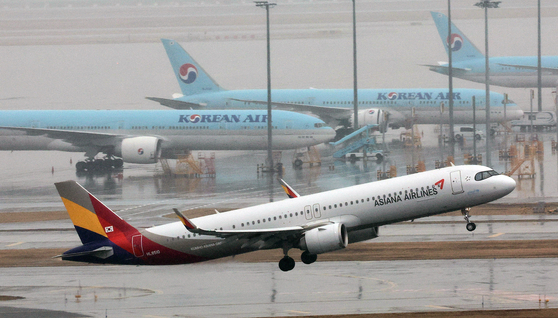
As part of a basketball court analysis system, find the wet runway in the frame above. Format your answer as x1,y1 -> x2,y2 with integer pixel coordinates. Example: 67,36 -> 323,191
2,1 -> 558,317
2,259 -> 557,318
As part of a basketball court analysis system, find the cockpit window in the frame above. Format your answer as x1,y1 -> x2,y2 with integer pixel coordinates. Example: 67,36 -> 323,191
474,170 -> 499,181
314,123 -> 325,128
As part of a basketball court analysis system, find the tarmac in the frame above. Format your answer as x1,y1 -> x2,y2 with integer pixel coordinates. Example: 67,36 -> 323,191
2,1 -> 558,317
2,259 -> 557,318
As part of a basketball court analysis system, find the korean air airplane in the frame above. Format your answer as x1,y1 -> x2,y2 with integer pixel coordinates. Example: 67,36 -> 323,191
428,11 -> 558,88
55,164 -> 515,271
0,110 -> 335,171
147,39 -> 523,130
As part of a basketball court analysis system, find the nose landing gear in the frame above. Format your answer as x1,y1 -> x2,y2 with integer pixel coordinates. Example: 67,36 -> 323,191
462,208 -> 476,232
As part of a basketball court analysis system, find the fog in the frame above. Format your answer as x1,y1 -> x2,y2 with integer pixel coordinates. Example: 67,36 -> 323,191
1,0 -> 558,201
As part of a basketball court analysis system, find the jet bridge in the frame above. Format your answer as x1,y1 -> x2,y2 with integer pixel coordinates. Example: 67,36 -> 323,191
330,124 -> 384,162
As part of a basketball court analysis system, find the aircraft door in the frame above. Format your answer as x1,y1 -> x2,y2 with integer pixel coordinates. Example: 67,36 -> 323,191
450,170 -> 464,194
132,235 -> 144,257
313,204 -> 321,218
304,205 -> 313,220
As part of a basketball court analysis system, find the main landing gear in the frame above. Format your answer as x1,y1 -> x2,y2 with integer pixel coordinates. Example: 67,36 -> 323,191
462,207 -> 477,232
278,249 -> 318,272
76,157 -> 124,172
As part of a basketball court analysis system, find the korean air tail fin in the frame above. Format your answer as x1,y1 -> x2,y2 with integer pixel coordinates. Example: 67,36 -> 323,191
430,11 -> 484,63
55,181 -> 139,245
161,38 -> 224,96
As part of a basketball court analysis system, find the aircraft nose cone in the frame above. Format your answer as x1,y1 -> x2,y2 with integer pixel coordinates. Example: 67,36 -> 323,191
320,127 -> 336,142
501,175 -> 516,195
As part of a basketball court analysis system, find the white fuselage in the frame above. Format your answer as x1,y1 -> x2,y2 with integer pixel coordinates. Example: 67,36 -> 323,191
142,165 -> 516,260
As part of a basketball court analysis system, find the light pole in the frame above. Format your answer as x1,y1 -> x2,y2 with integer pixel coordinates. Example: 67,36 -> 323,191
537,0 -> 542,112
352,0 -> 358,130
255,1 -> 276,172
474,0 -> 500,168
447,0 -> 455,160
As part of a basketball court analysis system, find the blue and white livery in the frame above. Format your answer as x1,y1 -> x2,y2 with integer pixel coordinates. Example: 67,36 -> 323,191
0,110 -> 335,169
147,39 -> 523,130
428,11 -> 558,88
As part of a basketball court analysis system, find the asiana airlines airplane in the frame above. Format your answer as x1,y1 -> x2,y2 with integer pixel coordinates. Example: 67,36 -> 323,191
147,39 -> 523,130
55,164 -> 515,271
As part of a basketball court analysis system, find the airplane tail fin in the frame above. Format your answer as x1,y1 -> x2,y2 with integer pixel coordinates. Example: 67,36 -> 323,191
430,11 -> 484,63
161,38 -> 224,96
55,181 -> 141,264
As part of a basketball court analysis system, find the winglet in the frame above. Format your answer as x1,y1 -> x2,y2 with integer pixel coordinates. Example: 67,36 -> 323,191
173,208 -> 197,230
279,179 -> 300,199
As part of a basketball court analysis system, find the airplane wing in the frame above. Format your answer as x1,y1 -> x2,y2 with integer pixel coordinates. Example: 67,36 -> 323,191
145,96 -> 208,109
496,63 -> 558,74
228,98 -> 352,123
0,126 -> 125,147
173,208 -> 329,249
422,64 -> 472,72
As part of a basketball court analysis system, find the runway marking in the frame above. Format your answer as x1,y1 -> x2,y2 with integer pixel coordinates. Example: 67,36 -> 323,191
488,233 -> 504,238
6,241 -> 24,247
287,310 -> 311,314
426,305 -> 453,310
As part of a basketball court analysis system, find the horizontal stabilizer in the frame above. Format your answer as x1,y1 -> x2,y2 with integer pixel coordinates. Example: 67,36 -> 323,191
145,97 -> 207,109
61,246 -> 114,260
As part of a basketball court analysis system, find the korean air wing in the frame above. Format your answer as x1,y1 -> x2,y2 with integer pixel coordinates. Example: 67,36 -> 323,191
55,164 -> 515,271
147,38 -> 523,130
0,109 -> 335,171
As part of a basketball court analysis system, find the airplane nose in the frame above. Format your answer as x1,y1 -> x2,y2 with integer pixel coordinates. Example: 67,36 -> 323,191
501,175 -> 516,194
319,127 -> 336,143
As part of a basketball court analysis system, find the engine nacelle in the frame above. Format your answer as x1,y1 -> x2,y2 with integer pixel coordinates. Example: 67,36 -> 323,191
348,226 -> 379,244
349,109 -> 387,132
299,223 -> 348,255
119,136 -> 162,164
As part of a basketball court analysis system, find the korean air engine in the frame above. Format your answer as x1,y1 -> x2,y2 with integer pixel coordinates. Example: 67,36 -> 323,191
118,137 -> 162,164
299,223 -> 348,255
349,109 -> 388,132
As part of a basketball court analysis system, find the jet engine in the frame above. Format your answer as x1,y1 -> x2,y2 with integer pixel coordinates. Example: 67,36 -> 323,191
348,226 -> 379,244
299,223 -> 348,255
349,109 -> 388,132
119,136 -> 162,164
